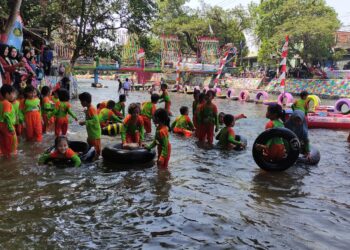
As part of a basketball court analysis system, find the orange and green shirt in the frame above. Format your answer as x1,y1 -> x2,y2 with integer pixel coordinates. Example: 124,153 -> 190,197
114,102 -> 125,117
98,108 -> 122,126
52,101 -> 77,119
39,148 -> 81,167
197,102 -> 218,127
265,119 -> 284,146
146,125 -> 170,158
141,102 -> 156,119
121,114 -> 145,143
0,100 -> 16,132
171,115 -> 194,130
85,105 -> 101,140
217,127 -> 241,148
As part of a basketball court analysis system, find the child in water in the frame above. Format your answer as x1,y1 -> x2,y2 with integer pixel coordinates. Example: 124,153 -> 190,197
171,106 -> 195,137
22,85 -> 42,142
141,93 -> 159,134
41,86 -> 54,133
216,114 -> 245,150
39,136 -> 81,167
0,85 -> 18,158
114,94 -> 126,118
196,90 -> 219,146
145,108 -> 171,168
192,90 -> 200,128
121,103 -> 145,147
98,100 -> 122,128
12,89 -> 24,139
292,90 -> 309,114
256,104 -> 286,161
79,92 -> 102,157
159,83 -> 172,115
52,89 -> 78,137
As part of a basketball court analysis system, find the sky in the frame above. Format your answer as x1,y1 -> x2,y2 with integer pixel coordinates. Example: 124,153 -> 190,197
187,0 -> 350,27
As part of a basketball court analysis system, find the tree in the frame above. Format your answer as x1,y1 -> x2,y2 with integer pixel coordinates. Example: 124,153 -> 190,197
61,0 -> 156,66
251,0 -> 340,65
0,0 -> 22,43
152,0 -> 251,58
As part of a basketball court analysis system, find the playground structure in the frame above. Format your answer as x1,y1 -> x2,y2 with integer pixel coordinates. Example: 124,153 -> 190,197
73,33 -> 239,85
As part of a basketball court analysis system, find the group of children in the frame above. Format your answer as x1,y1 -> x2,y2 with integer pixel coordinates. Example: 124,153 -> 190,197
0,81 -> 324,168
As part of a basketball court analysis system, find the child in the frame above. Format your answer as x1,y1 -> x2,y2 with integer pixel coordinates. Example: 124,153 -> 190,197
192,90 -> 200,128
22,85 -> 42,142
0,85 -> 18,158
159,83 -> 172,115
219,112 -> 247,128
196,90 -> 219,145
292,90 -> 309,114
51,90 -> 59,105
285,110 -> 311,160
41,86 -> 54,133
141,93 -> 159,133
256,104 -> 286,162
39,136 -> 81,167
171,106 -> 195,137
98,100 -> 123,128
12,90 -> 24,138
52,89 -> 78,137
145,108 -> 171,168
114,94 -> 126,118
216,114 -> 245,150
78,92 -> 102,157
121,103 -> 145,147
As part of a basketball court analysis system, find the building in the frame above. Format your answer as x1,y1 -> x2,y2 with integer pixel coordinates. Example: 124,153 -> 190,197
334,30 -> 350,70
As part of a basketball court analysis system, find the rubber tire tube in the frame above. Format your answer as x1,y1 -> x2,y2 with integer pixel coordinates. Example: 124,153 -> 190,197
296,146 -> 320,165
102,143 -> 156,165
252,128 -> 300,171
334,98 -> 350,114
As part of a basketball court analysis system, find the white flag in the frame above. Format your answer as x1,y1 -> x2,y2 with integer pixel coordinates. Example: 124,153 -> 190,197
209,24 -> 214,35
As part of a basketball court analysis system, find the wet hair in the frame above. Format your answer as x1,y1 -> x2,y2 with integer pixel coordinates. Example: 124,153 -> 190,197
206,90 -> 215,98
54,135 -> 69,149
0,84 -> 15,97
107,100 -> 115,109
193,89 -> 200,99
198,93 -> 205,103
128,103 -> 140,115
119,94 -> 126,102
41,86 -> 51,96
300,90 -> 309,98
58,89 -> 70,102
180,106 -> 188,115
161,83 -> 168,89
23,85 -> 36,98
223,114 -> 234,126
96,103 -> 101,109
79,92 -> 92,104
267,104 -> 285,122
151,93 -> 160,103
154,108 -> 170,128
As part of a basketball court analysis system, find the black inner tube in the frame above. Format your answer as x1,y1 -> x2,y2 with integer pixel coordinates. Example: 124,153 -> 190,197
102,143 -> 156,165
252,128 -> 300,171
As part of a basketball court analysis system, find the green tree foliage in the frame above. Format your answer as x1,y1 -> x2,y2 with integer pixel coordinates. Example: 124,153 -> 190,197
153,0 -> 251,58
251,0 -> 340,64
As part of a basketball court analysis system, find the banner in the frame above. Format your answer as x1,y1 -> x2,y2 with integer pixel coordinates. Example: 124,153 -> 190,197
7,13 -> 24,50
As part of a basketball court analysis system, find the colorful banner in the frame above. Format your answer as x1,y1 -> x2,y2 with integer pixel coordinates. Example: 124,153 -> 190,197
6,13 -> 24,50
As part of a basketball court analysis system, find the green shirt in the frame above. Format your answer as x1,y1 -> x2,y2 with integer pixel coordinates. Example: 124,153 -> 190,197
53,101 -> 77,119
23,98 -> 41,113
171,115 -> 194,130
292,99 -> 307,113
141,102 -> 155,119
114,102 -> 125,117
0,100 -> 16,132
217,127 -> 241,148
85,105 -> 101,140
98,108 -> 122,124
146,125 -> 170,157
12,100 -> 24,125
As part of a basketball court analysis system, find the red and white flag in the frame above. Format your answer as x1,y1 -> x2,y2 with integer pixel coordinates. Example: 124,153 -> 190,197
278,35 -> 289,87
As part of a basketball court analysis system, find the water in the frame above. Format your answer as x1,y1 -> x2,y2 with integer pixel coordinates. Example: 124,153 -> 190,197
0,79 -> 349,249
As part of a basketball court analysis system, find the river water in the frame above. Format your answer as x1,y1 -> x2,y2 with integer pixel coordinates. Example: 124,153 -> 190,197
0,79 -> 349,249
